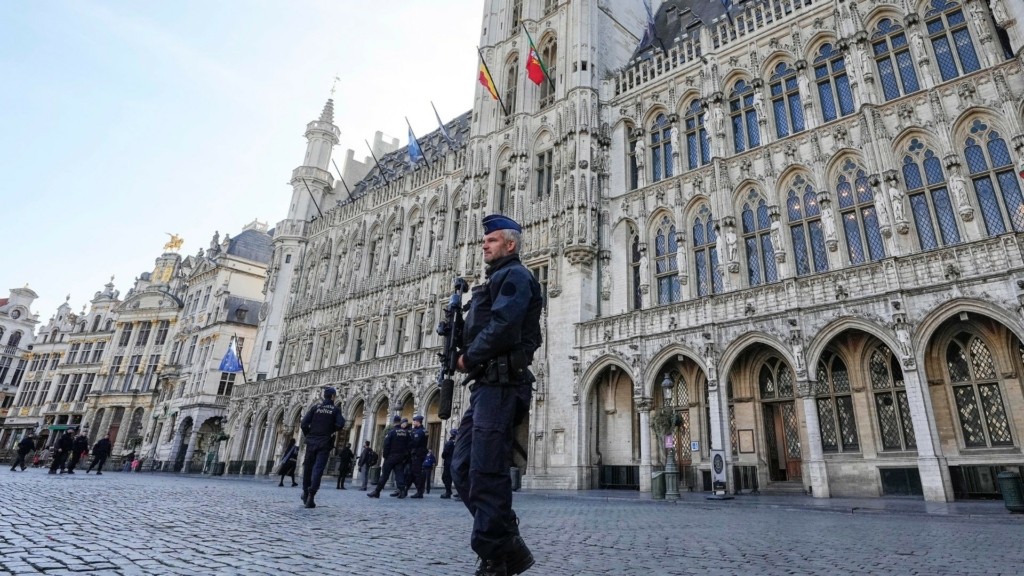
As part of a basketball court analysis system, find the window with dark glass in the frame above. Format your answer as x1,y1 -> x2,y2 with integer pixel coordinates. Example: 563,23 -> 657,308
869,345 -> 916,451
814,43 -> 854,122
742,193 -> 777,286
946,333 -> 1013,447
963,119 -> 1024,236
729,80 -> 760,153
925,0 -> 981,82
769,62 -> 804,138
693,206 -> 722,297
816,351 -> 859,453
787,176 -> 828,276
539,39 -> 557,108
902,138 -> 961,249
629,229 -> 642,310
650,113 -> 673,183
683,100 -> 710,169
836,159 -> 885,264
654,216 -> 680,305
535,150 -> 553,198
872,18 -> 920,101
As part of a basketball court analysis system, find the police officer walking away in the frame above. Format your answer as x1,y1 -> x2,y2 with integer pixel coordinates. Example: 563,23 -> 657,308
300,386 -> 346,509
65,430 -> 89,474
86,436 -> 112,474
10,432 -> 35,471
453,214 -> 542,576
49,430 -> 74,475
408,415 -> 429,498
367,415 -> 411,499
439,428 -> 457,499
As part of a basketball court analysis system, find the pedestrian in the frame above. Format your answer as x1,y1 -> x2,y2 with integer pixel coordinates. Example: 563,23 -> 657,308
86,437 -> 112,474
49,430 -> 75,475
34,447 -> 50,468
367,415 -> 411,499
64,430 -> 89,474
423,449 -> 437,494
299,386 -> 346,509
408,415 -> 429,498
440,428 -> 457,499
277,438 -> 299,487
452,214 -> 541,576
10,432 -> 35,472
356,440 -> 376,491
335,442 -> 354,490
122,450 -> 136,473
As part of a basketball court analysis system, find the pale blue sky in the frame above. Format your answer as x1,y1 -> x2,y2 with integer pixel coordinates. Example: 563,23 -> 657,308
1,1 -> 481,325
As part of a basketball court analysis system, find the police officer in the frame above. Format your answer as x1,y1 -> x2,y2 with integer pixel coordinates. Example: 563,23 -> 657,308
10,432 -> 35,472
453,214 -> 542,576
439,428 -> 457,499
408,414 -> 429,498
49,430 -> 74,475
367,415 -> 412,499
299,386 -> 346,509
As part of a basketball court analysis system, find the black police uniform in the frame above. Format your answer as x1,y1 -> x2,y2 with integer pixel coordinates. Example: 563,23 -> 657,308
409,423 -> 429,497
300,397 -> 346,507
49,431 -> 74,475
11,436 -> 35,471
451,250 -> 543,568
65,434 -> 89,473
368,421 -> 412,498
86,437 -> 112,474
440,433 -> 456,498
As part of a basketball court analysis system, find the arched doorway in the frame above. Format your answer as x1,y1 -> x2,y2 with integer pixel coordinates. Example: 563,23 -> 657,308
650,355 -> 709,492
372,397 -> 391,451
588,365 -> 637,489
174,417 -> 193,472
348,400 -> 365,450
89,408 -> 105,444
758,357 -> 801,482
107,407 -> 125,445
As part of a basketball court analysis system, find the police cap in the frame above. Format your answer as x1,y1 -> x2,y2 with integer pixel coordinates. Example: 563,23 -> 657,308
401,418 -> 409,424
412,415 -> 424,422
482,214 -> 522,235
392,415 -> 402,423
323,386 -> 336,399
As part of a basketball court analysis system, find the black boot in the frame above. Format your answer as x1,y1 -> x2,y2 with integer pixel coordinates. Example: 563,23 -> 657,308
506,536 -> 535,575
301,489 -> 308,503
475,558 -> 508,576
439,492 -> 452,499
389,490 -> 400,497
397,488 -> 408,499
409,492 -> 423,499
367,490 -> 380,498
304,491 -> 316,509
278,479 -> 284,487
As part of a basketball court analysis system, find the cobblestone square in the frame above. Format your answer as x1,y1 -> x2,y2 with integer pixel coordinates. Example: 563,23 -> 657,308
2,470 -> 1024,575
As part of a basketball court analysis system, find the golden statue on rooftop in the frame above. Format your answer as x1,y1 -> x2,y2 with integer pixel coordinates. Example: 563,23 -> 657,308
164,233 -> 184,252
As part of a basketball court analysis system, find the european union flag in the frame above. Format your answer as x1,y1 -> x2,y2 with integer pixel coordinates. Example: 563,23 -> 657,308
219,337 -> 243,373
408,126 -> 424,165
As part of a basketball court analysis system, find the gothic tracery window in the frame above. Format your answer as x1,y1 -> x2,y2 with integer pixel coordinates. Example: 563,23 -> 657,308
787,176 -> 828,276
870,345 -> 916,451
963,119 -> 1024,236
627,125 -> 639,191
902,138 -> 961,249
654,216 -> 680,305
926,0 -> 981,82
816,351 -> 859,453
872,18 -> 920,101
684,100 -> 710,169
814,43 -> 854,122
769,62 -> 804,138
650,113 -> 673,183
693,206 -> 722,297
741,191 -> 777,286
504,57 -> 518,116
729,80 -> 760,153
947,333 -> 1013,447
836,159 -> 885,265
539,37 -> 557,109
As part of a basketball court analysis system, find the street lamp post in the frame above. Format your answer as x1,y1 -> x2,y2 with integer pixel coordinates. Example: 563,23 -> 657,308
662,373 -> 680,500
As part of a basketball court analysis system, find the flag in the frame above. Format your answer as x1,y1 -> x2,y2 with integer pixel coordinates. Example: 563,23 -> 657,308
524,29 -> 549,86
219,337 -> 243,373
432,102 -> 455,147
407,125 -> 424,165
479,61 -> 499,100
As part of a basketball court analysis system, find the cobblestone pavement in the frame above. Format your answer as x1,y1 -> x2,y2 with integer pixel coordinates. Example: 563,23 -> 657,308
2,469 -> 1023,575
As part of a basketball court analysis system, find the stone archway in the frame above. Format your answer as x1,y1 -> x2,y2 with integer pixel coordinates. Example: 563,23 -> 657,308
587,365 -> 637,489
174,417 -> 194,472
649,355 -> 709,492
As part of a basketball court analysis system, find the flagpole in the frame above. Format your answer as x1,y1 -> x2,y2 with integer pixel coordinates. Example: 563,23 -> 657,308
233,334 -> 248,385
331,159 -> 353,201
365,140 -> 390,185
523,25 -> 555,93
301,178 -> 325,219
477,46 -> 509,117
405,116 -> 432,169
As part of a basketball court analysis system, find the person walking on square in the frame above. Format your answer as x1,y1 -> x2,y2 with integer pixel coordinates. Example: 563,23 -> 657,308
300,386 -> 345,509
452,214 -> 542,576
367,415 -> 411,499
64,430 -> 89,474
408,415 -> 429,498
34,447 -> 50,468
86,437 -> 112,474
440,428 -> 457,499
277,438 -> 299,487
10,432 -> 35,472
335,442 -> 354,490
422,449 -> 437,495
356,440 -> 376,490
49,430 -> 74,475
122,450 -> 136,473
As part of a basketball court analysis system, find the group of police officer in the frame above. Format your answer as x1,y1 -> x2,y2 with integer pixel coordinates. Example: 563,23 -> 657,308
297,214 -> 539,575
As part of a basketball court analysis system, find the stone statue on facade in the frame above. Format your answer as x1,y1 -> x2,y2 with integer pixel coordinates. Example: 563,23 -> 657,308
949,166 -> 972,212
210,231 -> 220,251
725,227 -> 737,262
798,73 -> 811,104
991,0 -> 1008,23
753,90 -> 766,123
634,137 -> 647,188
712,104 -> 725,135
770,220 -> 784,255
822,206 -> 837,241
888,184 -> 906,222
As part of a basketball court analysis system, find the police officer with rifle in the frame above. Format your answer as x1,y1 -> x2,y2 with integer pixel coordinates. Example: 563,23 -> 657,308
447,214 -> 542,576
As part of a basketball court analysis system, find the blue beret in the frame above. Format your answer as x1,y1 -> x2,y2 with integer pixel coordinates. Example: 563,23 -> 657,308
413,415 -> 424,422
323,387 -> 336,398
482,214 -> 522,235
392,415 -> 402,423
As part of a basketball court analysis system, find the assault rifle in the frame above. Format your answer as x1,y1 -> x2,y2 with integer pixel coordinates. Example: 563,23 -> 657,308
436,277 -> 469,420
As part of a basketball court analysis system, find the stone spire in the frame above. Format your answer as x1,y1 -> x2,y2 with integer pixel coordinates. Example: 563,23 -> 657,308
320,98 -> 335,124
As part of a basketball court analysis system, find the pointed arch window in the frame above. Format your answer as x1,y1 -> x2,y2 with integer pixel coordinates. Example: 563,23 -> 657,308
627,126 -> 639,191
510,0 -> 523,32
902,138 -> 961,249
668,370 -> 692,465
787,176 -> 828,276
683,100 -> 710,170
504,57 -> 518,116
870,345 -> 916,451
759,358 -> 794,400
650,113 -> 673,183
816,351 -> 859,453
654,215 -> 680,305
872,18 -> 920,101
964,119 -> 1024,235
729,80 -> 760,153
629,227 -> 642,310
693,206 -> 722,297
814,43 -> 854,122
769,62 -> 804,138
926,0 -> 981,81
947,333 -> 1013,447
741,191 -> 777,286
539,37 -> 557,109
836,159 -> 885,265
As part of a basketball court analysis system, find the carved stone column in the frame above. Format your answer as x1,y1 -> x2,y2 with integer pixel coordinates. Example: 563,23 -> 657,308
637,397 -> 653,493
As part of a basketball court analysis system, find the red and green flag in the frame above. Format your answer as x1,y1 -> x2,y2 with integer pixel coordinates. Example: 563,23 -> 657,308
524,28 -> 550,87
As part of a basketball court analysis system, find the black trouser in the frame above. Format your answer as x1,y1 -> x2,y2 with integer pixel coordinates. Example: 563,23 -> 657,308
441,460 -> 453,494
373,456 -> 407,493
336,462 -> 350,488
410,453 -> 426,494
424,467 -> 433,493
302,442 -> 331,495
11,452 -> 29,470
49,451 -> 68,474
279,460 -> 296,484
66,452 -> 84,471
86,455 -> 108,473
